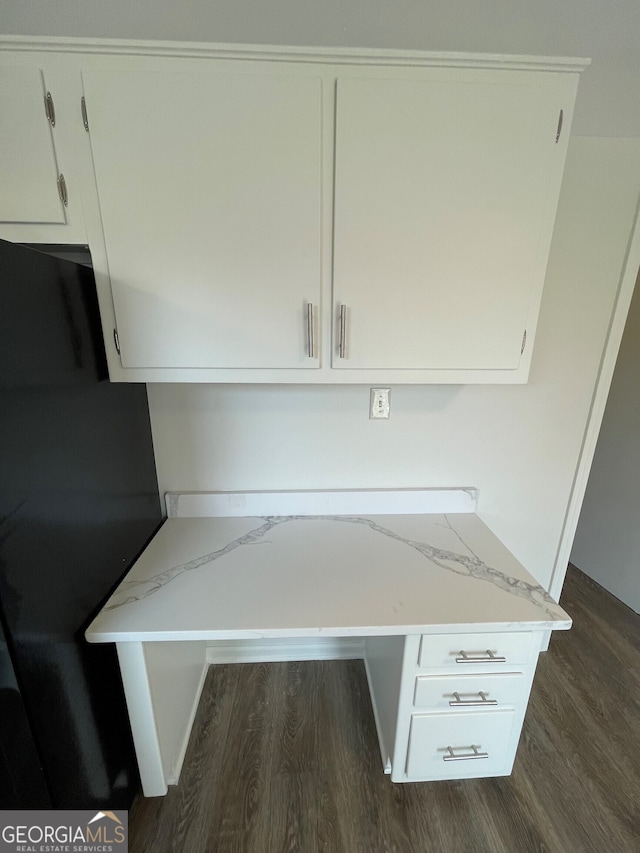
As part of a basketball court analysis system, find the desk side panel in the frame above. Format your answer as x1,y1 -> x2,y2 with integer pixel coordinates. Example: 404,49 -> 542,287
143,641 -> 208,786
364,636 -> 407,772
116,641 -> 207,797
116,642 -> 167,797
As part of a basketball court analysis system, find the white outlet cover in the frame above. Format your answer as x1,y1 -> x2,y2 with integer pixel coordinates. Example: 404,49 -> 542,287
370,388 -> 391,419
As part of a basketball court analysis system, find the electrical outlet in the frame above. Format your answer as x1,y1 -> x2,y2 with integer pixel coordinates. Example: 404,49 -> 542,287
370,388 -> 391,419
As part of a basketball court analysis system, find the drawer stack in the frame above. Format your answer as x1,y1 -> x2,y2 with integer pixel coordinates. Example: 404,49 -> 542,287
390,632 -> 540,782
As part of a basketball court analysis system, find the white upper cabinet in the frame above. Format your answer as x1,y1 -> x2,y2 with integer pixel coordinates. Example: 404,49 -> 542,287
0,67 -> 66,224
0,44 -> 585,382
82,66 -> 323,369
332,72 -> 575,372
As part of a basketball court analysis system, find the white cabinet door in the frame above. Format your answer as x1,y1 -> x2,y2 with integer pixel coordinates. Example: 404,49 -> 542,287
82,67 -> 322,369
332,73 -> 573,372
0,67 -> 66,224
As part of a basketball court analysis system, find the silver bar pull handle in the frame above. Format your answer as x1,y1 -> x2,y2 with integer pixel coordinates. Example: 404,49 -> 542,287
338,304 -> 347,359
449,691 -> 498,707
306,303 -> 315,358
455,650 -> 507,664
443,745 -> 489,762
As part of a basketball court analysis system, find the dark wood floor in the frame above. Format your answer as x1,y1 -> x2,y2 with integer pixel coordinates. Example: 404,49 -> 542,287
129,566 -> 640,852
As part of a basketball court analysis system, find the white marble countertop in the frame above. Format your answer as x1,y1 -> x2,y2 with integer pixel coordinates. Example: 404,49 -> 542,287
85,510 -> 571,643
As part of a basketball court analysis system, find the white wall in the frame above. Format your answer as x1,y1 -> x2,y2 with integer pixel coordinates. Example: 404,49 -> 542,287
570,268 -> 640,611
147,137 -> 640,592
1,0 -> 640,137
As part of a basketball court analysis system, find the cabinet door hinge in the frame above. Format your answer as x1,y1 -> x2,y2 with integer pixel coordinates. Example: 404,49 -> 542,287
113,329 -> 121,355
521,329 -> 527,355
44,91 -> 56,127
555,109 -> 564,143
57,173 -> 68,207
81,96 -> 90,132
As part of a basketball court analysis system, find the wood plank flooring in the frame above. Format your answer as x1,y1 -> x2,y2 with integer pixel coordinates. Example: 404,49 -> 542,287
128,566 -> 640,852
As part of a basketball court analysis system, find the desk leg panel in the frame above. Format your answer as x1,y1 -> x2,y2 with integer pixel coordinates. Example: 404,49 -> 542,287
116,642 -> 168,797
117,641 -> 208,797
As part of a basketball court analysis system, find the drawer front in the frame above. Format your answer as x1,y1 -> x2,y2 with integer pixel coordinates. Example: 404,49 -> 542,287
418,632 -> 534,669
414,672 -> 525,710
406,709 -> 517,780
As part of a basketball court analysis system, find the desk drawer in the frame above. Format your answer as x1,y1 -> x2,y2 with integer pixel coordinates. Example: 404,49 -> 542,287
418,632 -> 534,669
414,672 -> 525,710
406,709 -> 517,780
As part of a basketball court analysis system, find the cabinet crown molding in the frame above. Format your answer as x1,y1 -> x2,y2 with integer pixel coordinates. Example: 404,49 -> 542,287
0,35 -> 590,72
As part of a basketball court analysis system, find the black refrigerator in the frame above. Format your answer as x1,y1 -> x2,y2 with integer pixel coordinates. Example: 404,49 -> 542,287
0,239 -> 162,809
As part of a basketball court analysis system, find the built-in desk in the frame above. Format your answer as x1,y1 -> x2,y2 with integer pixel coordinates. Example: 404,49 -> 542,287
86,489 -> 571,796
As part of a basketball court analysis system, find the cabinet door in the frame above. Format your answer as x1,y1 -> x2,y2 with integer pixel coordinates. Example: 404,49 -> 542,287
0,68 -> 66,224
332,73 -> 571,371
82,68 -> 322,369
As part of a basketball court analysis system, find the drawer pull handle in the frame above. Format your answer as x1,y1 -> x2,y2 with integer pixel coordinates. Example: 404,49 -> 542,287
456,650 -> 507,664
443,745 -> 489,762
449,691 -> 498,707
